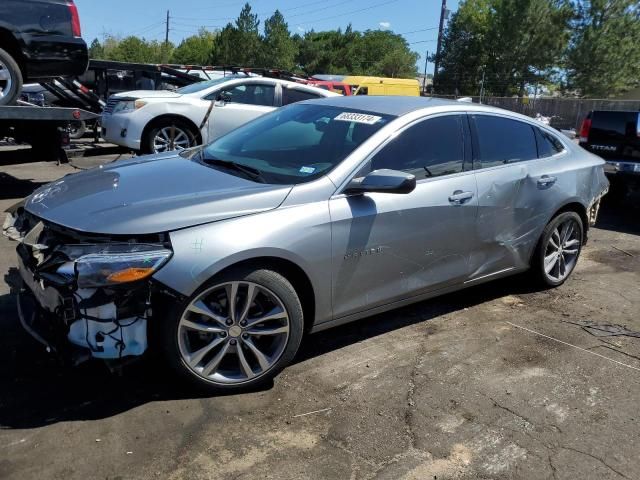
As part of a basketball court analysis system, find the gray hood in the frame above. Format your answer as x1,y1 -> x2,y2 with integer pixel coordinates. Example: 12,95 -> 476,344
25,153 -> 292,235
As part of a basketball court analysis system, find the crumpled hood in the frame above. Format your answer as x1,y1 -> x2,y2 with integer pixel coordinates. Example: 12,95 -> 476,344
25,153 -> 292,235
114,90 -> 182,100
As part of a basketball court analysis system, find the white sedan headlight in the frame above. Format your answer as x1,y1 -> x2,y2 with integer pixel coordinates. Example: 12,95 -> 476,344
112,99 -> 147,114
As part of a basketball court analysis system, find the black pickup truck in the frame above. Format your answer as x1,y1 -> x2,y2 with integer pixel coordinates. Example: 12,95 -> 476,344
579,110 -> 640,197
0,0 -> 88,105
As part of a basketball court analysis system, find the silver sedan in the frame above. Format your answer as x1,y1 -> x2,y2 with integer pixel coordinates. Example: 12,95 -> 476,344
7,96 -> 609,392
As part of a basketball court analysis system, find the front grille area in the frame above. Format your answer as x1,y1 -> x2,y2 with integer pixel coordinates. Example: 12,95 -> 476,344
103,97 -> 120,115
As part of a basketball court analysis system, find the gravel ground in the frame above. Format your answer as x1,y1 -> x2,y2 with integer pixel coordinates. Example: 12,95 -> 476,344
1,149 -> 639,480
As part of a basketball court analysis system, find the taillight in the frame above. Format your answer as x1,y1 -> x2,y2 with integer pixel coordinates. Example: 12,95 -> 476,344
68,1 -> 82,37
579,117 -> 591,143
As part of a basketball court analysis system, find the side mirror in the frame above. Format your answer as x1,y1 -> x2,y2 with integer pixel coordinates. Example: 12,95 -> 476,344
216,92 -> 231,104
344,169 -> 416,195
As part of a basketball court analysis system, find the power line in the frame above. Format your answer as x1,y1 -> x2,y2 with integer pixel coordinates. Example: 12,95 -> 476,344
398,27 -> 439,35
409,39 -> 437,44
298,0 -> 403,26
172,0 -> 343,23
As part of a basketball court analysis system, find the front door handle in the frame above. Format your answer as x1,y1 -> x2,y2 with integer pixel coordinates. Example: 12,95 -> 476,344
448,190 -> 474,205
537,175 -> 557,187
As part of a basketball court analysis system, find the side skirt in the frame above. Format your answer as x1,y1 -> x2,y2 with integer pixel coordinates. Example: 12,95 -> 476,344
309,266 -> 528,334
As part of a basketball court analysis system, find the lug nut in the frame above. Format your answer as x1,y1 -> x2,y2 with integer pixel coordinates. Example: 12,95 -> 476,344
242,333 -> 249,339
225,319 -> 233,326
220,332 -> 227,338
230,339 -> 237,345
240,320 -> 247,327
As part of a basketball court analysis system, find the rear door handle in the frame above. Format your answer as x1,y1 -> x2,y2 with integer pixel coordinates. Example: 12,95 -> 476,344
448,190 -> 474,205
537,175 -> 557,187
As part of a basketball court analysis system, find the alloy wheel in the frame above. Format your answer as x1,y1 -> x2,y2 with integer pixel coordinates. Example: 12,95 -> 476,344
543,218 -> 581,282
177,281 -> 290,385
153,125 -> 192,153
0,59 -> 13,101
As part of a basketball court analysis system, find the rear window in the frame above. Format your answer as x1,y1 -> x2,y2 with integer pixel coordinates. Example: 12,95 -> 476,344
592,111 -> 640,137
473,115 -> 538,167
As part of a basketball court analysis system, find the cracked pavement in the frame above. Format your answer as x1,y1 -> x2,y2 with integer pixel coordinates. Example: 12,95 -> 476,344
1,155 -> 639,479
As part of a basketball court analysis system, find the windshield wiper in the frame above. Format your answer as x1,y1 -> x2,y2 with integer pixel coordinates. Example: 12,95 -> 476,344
201,154 -> 266,183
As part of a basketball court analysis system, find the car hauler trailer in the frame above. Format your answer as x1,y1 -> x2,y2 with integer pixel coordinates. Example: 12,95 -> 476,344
0,104 -> 99,164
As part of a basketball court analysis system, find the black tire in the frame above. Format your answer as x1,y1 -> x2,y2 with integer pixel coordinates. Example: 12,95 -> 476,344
160,267 -> 305,393
532,211 -> 584,287
0,47 -> 23,106
142,118 -> 198,154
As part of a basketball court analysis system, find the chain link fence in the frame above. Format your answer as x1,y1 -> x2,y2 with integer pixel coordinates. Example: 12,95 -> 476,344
431,95 -> 640,131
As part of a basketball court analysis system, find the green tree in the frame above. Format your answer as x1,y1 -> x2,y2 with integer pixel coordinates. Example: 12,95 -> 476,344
438,0 -> 572,96
88,38 -> 104,59
262,10 -> 296,70
355,30 -> 418,77
297,27 -> 360,75
437,0 -> 491,95
566,0 -> 640,97
171,28 -> 217,65
211,23 -> 241,65
211,3 -> 261,66
103,36 -> 172,63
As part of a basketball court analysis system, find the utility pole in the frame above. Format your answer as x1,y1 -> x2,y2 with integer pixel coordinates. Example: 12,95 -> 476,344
433,0 -> 447,93
165,10 -> 170,45
423,51 -> 429,95
164,10 -> 170,62
479,69 -> 485,103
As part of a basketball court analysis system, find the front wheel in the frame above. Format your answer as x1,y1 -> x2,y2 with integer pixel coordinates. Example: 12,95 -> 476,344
162,268 -> 304,392
143,119 -> 198,154
533,211 -> 584,287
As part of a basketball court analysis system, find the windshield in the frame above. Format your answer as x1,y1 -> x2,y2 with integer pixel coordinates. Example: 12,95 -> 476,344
202,104 -> 394,185
176,75 -> 243,94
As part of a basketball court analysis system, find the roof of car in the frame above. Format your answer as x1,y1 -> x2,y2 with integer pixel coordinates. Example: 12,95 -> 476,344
302,95 -> 463,116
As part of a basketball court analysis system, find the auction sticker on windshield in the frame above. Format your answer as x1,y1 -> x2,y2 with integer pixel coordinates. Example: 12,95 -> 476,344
334,112 -> 382,124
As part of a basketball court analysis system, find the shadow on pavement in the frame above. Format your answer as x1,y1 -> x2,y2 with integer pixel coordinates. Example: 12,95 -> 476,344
595,196 -> 640,236
0,172 -> 47,202
0,272 -> 538,430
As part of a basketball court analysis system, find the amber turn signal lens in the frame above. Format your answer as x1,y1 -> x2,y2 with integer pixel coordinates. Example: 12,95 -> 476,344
107,267 -> 155,283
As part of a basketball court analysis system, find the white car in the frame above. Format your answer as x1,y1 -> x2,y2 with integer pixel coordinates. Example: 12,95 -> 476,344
101,75 -> 339,154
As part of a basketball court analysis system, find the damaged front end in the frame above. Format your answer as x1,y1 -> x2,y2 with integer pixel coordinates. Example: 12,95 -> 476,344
3,207 -> 175,364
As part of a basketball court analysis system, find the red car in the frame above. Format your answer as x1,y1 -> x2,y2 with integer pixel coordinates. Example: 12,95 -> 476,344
306,80 -> 353,95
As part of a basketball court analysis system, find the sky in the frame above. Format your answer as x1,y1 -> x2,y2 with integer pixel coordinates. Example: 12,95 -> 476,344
75,0 -> 460,74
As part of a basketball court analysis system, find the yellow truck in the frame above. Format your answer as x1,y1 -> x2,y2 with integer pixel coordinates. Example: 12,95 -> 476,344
342,76 -> 420,96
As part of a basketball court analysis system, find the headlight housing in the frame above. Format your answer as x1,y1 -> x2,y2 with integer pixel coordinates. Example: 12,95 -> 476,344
112,99 -> 147,114
57,243 -> 172,288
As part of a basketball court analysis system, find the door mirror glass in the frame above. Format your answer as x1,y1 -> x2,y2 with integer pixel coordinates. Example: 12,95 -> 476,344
345,169 -> 416,195
216,92 -> 231,103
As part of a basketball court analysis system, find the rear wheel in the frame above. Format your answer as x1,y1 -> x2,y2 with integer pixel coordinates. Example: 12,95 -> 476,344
162,268 -> 304,392
143,119 -> 198,154
0,47 -> 22,106
533,211 -> 584,287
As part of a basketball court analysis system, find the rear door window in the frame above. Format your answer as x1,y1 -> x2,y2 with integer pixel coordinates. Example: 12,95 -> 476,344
370,115 -> 465,178
472,115 -> 538,167
282,88 -> 323,105
535,128 -> 565,157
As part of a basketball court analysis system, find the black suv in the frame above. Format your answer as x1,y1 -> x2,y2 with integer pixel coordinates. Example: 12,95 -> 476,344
0,0 -> 88,105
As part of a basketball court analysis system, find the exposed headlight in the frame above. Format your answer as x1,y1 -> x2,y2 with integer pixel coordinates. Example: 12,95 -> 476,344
112,99 -> 147,114
57,243 -> 172,288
